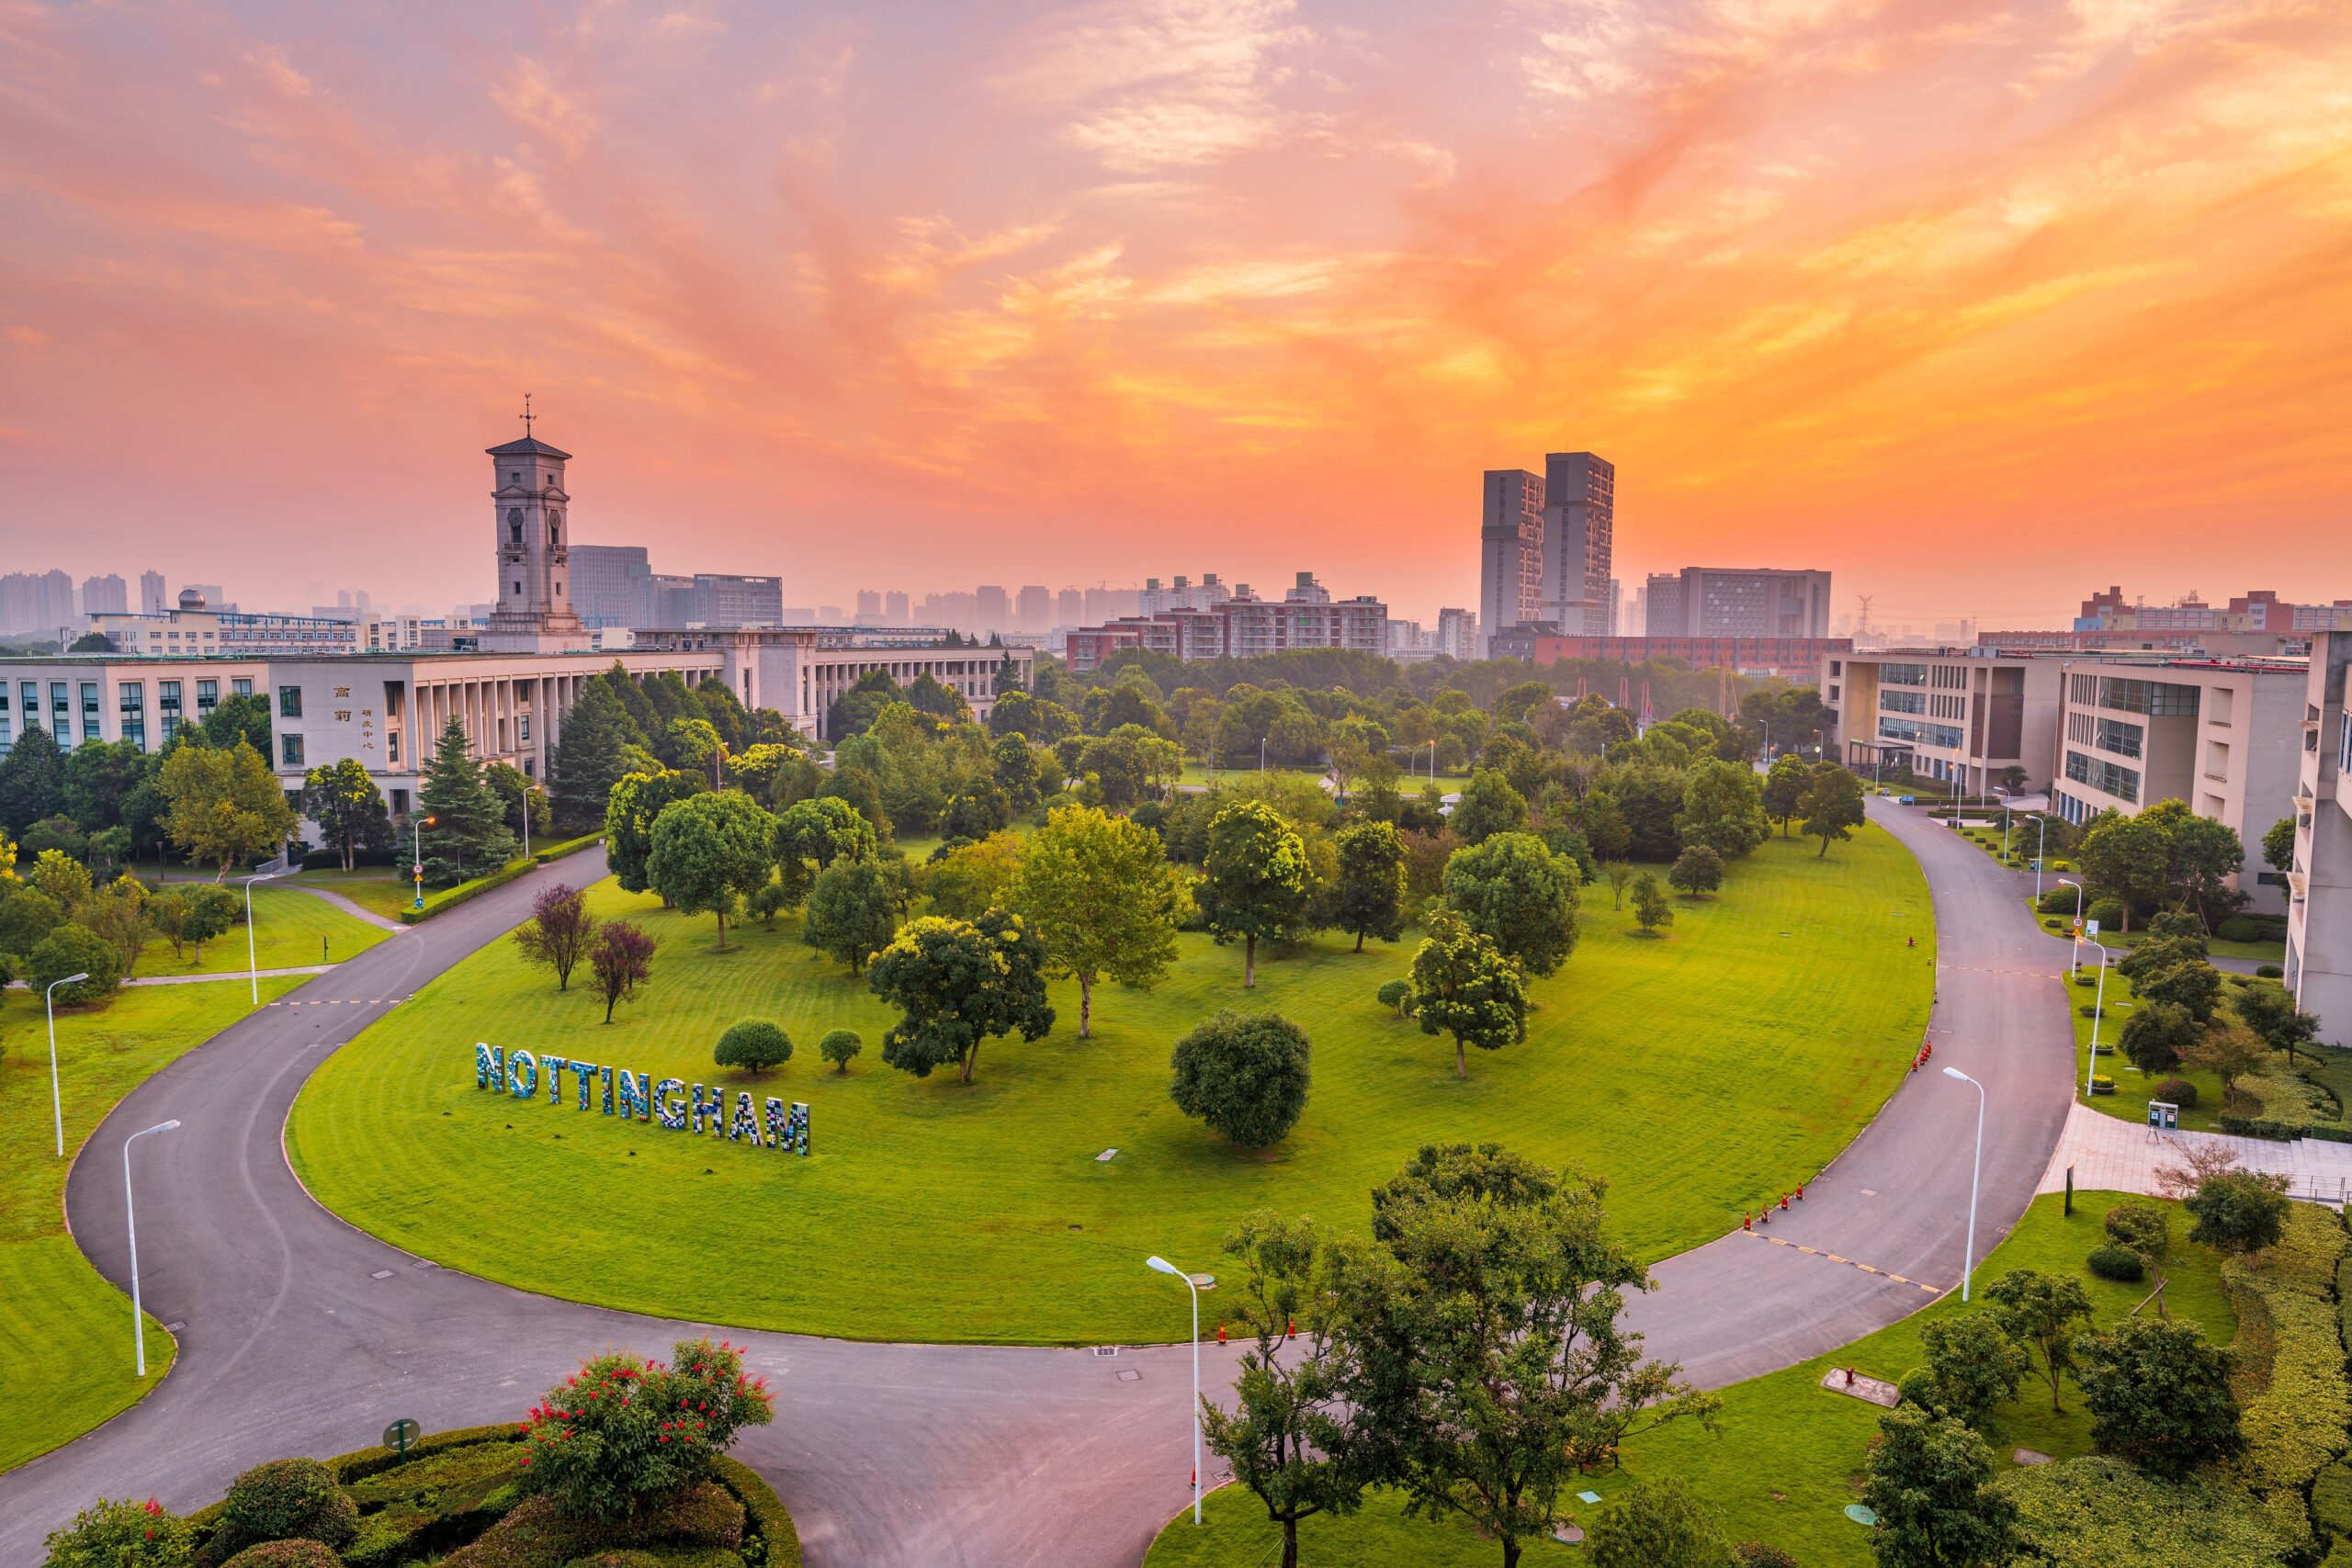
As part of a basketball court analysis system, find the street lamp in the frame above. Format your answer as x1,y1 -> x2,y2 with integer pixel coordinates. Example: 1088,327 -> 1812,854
2033,815 -> 2050,901
2058,878 -> 2087,976
411,814 -> 437,911
1940,1067 -> 1985,1303
46,971 -> 92,1157
124,1119 -> 181,1376
243,870 -> 279,1006
2084,935 -> 2113,1102
1145,1254 -> 1203,1526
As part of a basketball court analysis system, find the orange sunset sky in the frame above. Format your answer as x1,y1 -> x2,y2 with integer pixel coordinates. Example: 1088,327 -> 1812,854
3,0 -> 2349,627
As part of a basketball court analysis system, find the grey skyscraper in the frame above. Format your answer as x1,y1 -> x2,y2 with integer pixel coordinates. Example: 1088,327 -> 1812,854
140,570 -> 167,615
692,574 -> 782,627
81,574 -> 129,615
1016,586 -> 1050,634
977,585 -> 1011,634
1542,452 -> 1614,636
885,590 -> 910,626
1478,469 -> 1545,658
571,545 -> 654,628
1644,567 -> 1832,637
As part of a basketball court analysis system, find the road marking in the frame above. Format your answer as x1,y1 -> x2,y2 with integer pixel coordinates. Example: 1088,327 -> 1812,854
1744,1232 -> 1944,1296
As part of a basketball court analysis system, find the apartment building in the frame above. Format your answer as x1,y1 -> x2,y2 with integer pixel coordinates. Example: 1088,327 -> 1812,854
1645,567 -> 1833,638
86,589 -> 362,657
1498,632 -> 1850,681
1063,573 -> 1386,673
2284,634 -> 2352,1038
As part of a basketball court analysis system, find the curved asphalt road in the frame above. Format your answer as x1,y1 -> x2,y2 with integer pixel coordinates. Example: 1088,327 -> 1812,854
0,801 -> 2071,1567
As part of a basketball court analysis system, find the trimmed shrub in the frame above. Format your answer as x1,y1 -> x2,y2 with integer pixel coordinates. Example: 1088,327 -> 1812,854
2075,971 -> 2097,987
2150,1077 -> 2199,1110
221,1546 -> 339,1568
40,1498 -> 194,1568
817,1030 -> 861,1073
1169,1010 -> 1311,1148
2313,1460 -> 2352,1541
2087,1245 -> 2145,1282
2045,919 -> 2064,931
2218,915 -> 2264,943
2086,897 -> 2126,931
1896,1367 -> 1942,1410
2038,886 -> 2081,914
222,1461 -> 356,1551
2105,1201 -> 2170,1258
713,1020 -> 791,1076
711,1453 -> 803,1568
1731,1546 -> 1799,1568
2227,1204 -> 2352,1499
517,1338 -> 773,1524
2091,1075 -> 2115,1094
2079,1003 -> 2103,1019
2257,964 -> 2285,979
1375,978 -> 1412,1017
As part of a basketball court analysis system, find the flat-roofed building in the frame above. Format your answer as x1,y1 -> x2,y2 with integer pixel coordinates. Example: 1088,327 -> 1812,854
2287,632 -> 2352,1039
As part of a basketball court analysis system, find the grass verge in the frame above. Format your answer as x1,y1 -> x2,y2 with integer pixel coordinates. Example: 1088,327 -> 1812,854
130,884 -> 389,977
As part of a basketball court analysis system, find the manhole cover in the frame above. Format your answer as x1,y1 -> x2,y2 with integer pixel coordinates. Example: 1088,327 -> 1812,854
1551,1524 -> 1585,1544
410,1259 -> 437,1269
1116,1368 -> 1142,1382
370,1269 -> 395,1280
164,1322 -> 186,1333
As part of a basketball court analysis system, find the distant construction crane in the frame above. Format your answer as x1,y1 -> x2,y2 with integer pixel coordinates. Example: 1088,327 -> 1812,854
1856,593 -> 1874,640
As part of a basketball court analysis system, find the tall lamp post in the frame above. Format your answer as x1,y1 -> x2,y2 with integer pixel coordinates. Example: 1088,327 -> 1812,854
46,971 -> 93,1156
1145,1255 -> 1203,1525
242,870 -> 279,1006
411,814 -> 437,912
2058,878 -> 2087,976
124,1119 -> 181,1375
2033,815 -> 2050,901
1940,1066 -> 1985,1302
2084,934 -> 2113,1100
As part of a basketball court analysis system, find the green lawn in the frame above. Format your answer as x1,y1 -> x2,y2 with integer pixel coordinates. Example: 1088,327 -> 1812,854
289,828 -> 1933,1346
2022,898 -> 2284,965
1143,1192 -> 2235,1567
132,884 -> 390,977
0,976 -> 305,1472
286,867 -> 423,922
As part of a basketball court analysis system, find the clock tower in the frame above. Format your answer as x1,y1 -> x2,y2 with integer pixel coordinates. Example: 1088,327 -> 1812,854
481,399 -> 589,653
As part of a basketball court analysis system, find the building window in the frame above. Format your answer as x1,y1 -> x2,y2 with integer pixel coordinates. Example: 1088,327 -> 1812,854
1881,662 -> 1929,686
519,715 -> 531,740
389,730 -> 401,763
78,681 -> 99,741
2093,716 -> 2143,758
119,682 -> 145,750
281,733 -> 305,767
391,788 -> 410,816
2064,749 -> 2140,804
197,679 -> 219,713
233,678 -> 253,697
279,686 -> 303,718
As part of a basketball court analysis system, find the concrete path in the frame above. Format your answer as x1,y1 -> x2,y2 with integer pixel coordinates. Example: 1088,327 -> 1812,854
280,879 -> 412,932
2037,1100 -> 2352,1205
6,965 -> 334,990
0,801 -> 2078,1568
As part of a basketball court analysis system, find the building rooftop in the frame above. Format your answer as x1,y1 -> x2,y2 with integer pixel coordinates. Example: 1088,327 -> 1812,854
483,435 -> 572,460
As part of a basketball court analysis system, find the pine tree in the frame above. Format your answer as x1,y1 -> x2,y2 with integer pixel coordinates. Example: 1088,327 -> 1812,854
417,716 -> 518,886
548,683 -> 637,829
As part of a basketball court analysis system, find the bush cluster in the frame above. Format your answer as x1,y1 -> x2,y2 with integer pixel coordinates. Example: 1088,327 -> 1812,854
517,1337 -> 775,1524
2150,1077 -> 2198,1110
2225,1204 -> 2352,1503
221,1460 -> 357,1551
2086,1245 -> 2145,1282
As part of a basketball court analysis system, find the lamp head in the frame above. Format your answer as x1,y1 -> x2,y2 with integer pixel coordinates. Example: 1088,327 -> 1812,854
63,971 -> 89,985
1145,1255 -> 1181,1277
154,1120 -> 181,1133
1941,1066 -> 1973,1084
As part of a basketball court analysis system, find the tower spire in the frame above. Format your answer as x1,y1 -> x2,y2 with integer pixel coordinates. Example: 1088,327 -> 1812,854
521,391 -> 534,438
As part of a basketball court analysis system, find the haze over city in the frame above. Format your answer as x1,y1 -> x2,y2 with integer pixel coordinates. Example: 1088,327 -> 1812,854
5,0 -> 2348,624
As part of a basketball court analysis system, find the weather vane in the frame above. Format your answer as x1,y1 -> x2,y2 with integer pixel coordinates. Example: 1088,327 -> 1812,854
521,392 -> 534,438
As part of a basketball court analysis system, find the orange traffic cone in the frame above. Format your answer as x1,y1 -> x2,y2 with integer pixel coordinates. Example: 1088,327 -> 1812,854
1780,1191 -> 1790,1211
1794,1181 -> 1805,1201
1216,1323 -> 1227,1344
1286,1315 -> 1296,1339
1741,1212 -> 1752,1231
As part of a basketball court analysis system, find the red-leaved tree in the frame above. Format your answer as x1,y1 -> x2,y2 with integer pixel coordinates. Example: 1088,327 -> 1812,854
588,919 -> 656,1024
514,883 -> 596,991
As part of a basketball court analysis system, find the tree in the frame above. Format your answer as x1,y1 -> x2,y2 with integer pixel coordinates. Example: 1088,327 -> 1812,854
714,1019 -> 793,1075
1668,844 -> 1725,897
1603,860 -> 1634,910
179,884 -> 239,960
300,758 -> 395,872
1915,1314 -> 2030,1430
819,1029 -> 863,1072
157,738 -> 297,879
512,883 -> 594,990
484,760 -> 550,844
2235,981 -> 2320,1065
1199,1214 -> 1374,1568
1376,978 -> 1412,1017
415,716 -> 518,886
1169,1010 -> 1312,1146
2182,1168 -> 2290,1255
0,723 -> 64,838
803,858 -> 899,975
604,769 -> 702,897
923,831 -> 1028,922
1860,1404 -> 2019,1568
39,1495 -> 194,1568
2071,1315 -> 2244,1481
1442,831 -> 1580,977
145,887 -> 190,960
1761,754 -> 1809,837
869,910 -> 1055,1082
62,738 -> 153,840
28,847 -> 92,909
2188,1020 -> 2267,1106
1349,1149 -> 1717,1568
1984,1269 -> 2092,1411
2138,798 -> 2245,923
199,691 -> 271,753
2262,817 -> 2297,875
548,682 -> 639,829
647,790 -> 775,949
1797,763 -> 1865,858
1677,759 -> 1768,859
2118,998 -> 2198,1076
774,796 -> 876,908
1076,724 -> 1183,807
586,919 -> 655,1024
1198,799 -> 1310,988
1587,1478 -> 1736,1568
660,716 -> 724,784
1409,910 -> 1530,1079
1011,804 -> 1180,1037
1631,870 -> 1674,932
2075,809 -> 2168,932
1449,768 -> 1529,845
1331,820 -> 1408,953
31,923 -> 122,1005
516,1337 -> 772,1523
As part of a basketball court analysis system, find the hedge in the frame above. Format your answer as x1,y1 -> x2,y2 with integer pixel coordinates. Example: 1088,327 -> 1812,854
2216,1116 -> 2352,1144
398,835 -> 603,925
2225,1205 -> 2351,1517
1998,1456 -> 2293,1568
711,1455 -> 802,1568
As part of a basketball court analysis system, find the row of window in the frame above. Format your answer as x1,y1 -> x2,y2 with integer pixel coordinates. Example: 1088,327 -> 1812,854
0,677 -> 251,754
2066,673 -> 2201,716
1878,715 -> 1964,750
2064,749 -> 2142,803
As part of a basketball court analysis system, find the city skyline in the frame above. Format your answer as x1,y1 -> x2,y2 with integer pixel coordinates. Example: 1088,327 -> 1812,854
3,4 -> 2347,623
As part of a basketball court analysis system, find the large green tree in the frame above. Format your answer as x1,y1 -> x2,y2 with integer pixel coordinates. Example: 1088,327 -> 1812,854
1676,759 -> 1769,859
2071,1315 -> 2244,1481
1760,753 -> 1810,837
1010,803 -> 1179,1037
158,738 -> 298,879
1585,1479 -> 1736,1568
1332,819 -> 1408,953
604,769 -> 703,897
1797,762 -> 1866,858
300,758 -> 396,871
1409,909 -> 1530,1079
1860,1403 -> 2019,1568
647,789 -> 775,948
548,682 -> 639,829
1442,830 -> 1581,977
414,716 -> 519,886
1198,798 -> 1311,988
2075,809 -> 2169,932
1169,1010 -> 1312,1147
802,857 -> 899,974
774,796 -> 877,908
0,723 -> 65,839
869,910 -> 1055,1081
1915,1314 -> 2030,1430
1448,768 -> 1529,846
1984,1269 -> 2093,1411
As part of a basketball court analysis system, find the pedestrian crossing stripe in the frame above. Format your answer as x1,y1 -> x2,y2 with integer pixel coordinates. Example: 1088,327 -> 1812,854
1746,1231 -> 1941,1294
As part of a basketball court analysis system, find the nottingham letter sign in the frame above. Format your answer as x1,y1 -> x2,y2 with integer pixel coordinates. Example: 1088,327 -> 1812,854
475,1043 -> 809,1156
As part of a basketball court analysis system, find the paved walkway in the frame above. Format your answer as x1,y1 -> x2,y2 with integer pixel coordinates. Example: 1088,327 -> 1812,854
6,965 -> 334,990
2037,1100 -> 2352,1205
278,879 -> 412,932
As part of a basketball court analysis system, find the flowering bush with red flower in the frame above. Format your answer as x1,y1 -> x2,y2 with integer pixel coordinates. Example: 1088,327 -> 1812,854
516,1337 -> 774,1522
39,1496 -> 191,1568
